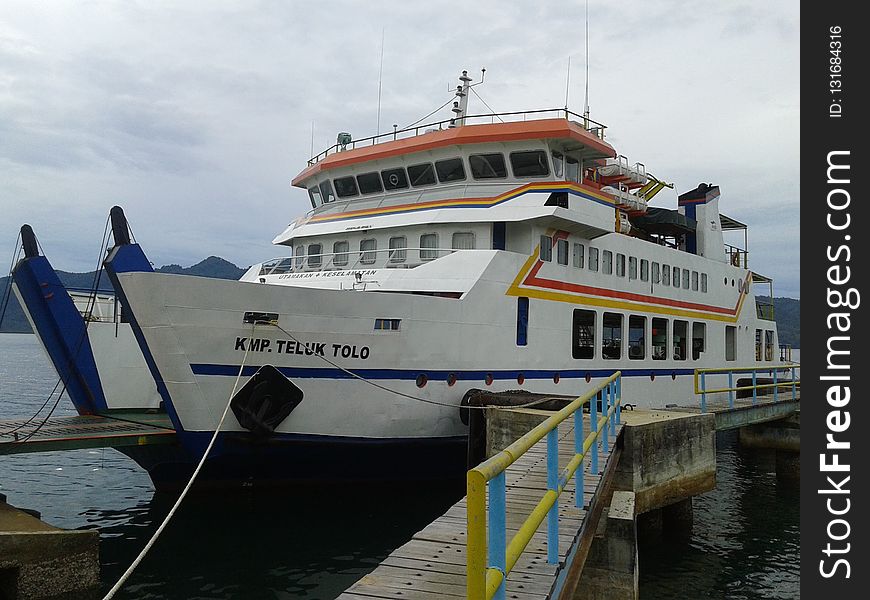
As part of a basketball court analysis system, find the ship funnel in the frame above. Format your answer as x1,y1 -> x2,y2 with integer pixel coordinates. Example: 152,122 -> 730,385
20,224 -> 40,258
109,206 -> 131,247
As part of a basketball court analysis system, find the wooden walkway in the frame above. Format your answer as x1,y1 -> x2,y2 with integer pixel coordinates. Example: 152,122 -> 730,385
339,418 -> 623,600
0,412 -> 175,455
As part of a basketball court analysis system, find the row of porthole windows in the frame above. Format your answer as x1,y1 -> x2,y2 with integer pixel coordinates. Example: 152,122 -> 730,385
293,232 -> 476,269
307,150 -> 550,207
539,236 -> 709,293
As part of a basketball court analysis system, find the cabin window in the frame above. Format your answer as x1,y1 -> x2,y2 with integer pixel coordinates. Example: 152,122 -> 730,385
588,247 -> 599,272
566,156 -> 580,182
725,326 -> 737,361
602,312 -> 622,360
701,273 -> 708,293
557,239 -> 569,265
765,330 -> 775,361
517,297 -> 529,346
334,176 -> 359,198
628,256 -> 638,280
692,271 -> 699,291
435,157 -> 466,183
389,236 -> 407,263
602,250 -> 613,274
673,320 -> 688,360
357,172 -> 383,194
374,318 -> 401,331
360,238 -> 377,264
294,244 -> 305,268
616,253 -> 626,277
552,151 -> 564,178
693,322 -> 706,360
469,153 -> 507,179
510,150 -> 550,177
452,232 -> 475,250
628,315 -> 646,360
333,241 -> 349,267
573,243 -> 585,268
308,186 -> 322,208
307,243 -> 323,268
652,317 -> 668,360
319,180 -> 335,203
672,266 -> 680,288
652,262 -> 660,284
408,163 -> 437,187
539,236 -> 552,261
640,259 -> 649,282
420,233 -> 438,260
572,309 -> 595,359
682,269 -> 690,289
662,263 -> 671,286
382,167 -> 409,190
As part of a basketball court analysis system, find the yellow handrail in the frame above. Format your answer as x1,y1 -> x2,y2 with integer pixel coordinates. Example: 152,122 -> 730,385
466,372 -> 621,600
693,364 -> 800,411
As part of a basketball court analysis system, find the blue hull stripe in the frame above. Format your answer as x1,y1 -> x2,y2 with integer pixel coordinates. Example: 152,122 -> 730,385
190,364 -> 697,380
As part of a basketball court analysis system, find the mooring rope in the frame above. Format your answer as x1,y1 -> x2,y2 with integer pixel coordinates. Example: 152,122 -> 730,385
102,322 -> 255,600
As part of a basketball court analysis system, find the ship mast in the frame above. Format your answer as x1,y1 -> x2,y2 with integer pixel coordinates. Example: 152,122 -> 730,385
449,70 -> 472,128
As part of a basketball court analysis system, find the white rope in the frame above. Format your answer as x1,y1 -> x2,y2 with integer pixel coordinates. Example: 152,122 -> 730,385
102,324 -> 255,599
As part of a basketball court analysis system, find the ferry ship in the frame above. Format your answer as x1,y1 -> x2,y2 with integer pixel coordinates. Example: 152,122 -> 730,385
10,71 -> 786,487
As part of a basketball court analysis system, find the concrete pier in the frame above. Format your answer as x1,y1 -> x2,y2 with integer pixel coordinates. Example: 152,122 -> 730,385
575,491 -> 638,600
0,495 -> 99,600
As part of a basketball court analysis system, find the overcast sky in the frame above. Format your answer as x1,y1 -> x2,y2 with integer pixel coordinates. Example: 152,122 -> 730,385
1,0 -> 799,297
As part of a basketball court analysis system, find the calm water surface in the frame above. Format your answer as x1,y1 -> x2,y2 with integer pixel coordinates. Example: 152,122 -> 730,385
0,333 -> 798,599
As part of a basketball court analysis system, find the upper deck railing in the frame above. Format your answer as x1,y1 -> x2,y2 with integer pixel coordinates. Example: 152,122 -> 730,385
307,108 -> 607,166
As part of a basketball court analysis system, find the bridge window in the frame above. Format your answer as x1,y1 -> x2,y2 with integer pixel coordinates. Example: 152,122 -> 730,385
673,320 -> 688,360
756,329 -> 763,361
360,238 -> 377,264
693,322 -> 706,360
616,253 -> 626,277
557,239 -> 569,265
602,312 -> 622,360
307,243 -> 323,268
572,309 -> 595,359
641,259 -> 649,282
672,266 -> 680,288
628,315 -> 646,360
382,167 -> 409,190
408,163 -> 436,187
334,176 -> 359,198
725,325 -> 737,361
652,262 -> 660,284
435,158 -> 466,183
662,263 -> 671,286
357,172 -> 383,194
319,180 -> 335,203
701,273 -> 708,293
765,330 -> 775,361
470,153 -> 507,179
588,247 -> 599,272
389,236 -> 407,263
682,269 -> 690,289
420,233 -> 438,260
652,317 -> 668,360
692,271 -> 699,291
308,186 -> 322,208
602,250 -> 613,274
517,297 -> 529,346
573,243 -> 585,268
452,232 -> 475,250
510,150 -> 550,177
552,151 -> 564,178
539,236 -> 553,261
294,245 -> 305,269
629,256 -> 637,280
333,241 -> 349,267
566,156 -> 580,182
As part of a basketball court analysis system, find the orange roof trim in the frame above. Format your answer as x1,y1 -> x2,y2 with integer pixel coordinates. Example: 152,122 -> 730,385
291,119 -> 616,187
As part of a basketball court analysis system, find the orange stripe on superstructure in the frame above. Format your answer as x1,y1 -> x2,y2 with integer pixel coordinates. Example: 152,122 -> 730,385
292,119 -> 616,187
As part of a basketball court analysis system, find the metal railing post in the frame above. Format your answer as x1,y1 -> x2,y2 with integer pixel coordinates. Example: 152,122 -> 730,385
791,366 -> 797,400
466,471 -> 486,600
575,408 -> 584,508
488,472 -> 507,600
602,385 -> 610,454
700,371 -> 707,413
616,375 -> 622,425
546,428 -> 559,564
728,371 -> 734,409
773,368 -> 779,402
752,370 -> 758,405
590,390 -> 599,474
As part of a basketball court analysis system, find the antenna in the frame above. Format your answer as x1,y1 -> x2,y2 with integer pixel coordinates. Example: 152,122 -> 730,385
309,120 -> 315,157
584,0 -> 590,118
376,28 -> 385,135
564,56 -> 571,109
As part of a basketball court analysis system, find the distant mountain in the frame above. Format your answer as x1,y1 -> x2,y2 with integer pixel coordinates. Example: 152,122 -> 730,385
0,257 -> 248,333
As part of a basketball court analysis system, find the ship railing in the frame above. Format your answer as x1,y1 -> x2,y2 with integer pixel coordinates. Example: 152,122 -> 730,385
694,364 -> 800,412
466,372 -> 622,600
68,288 -> 119,323
779,344 -> 794,363
308,108 -> 607,166
724,243 -> 747,268
258,246 -> 462,277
